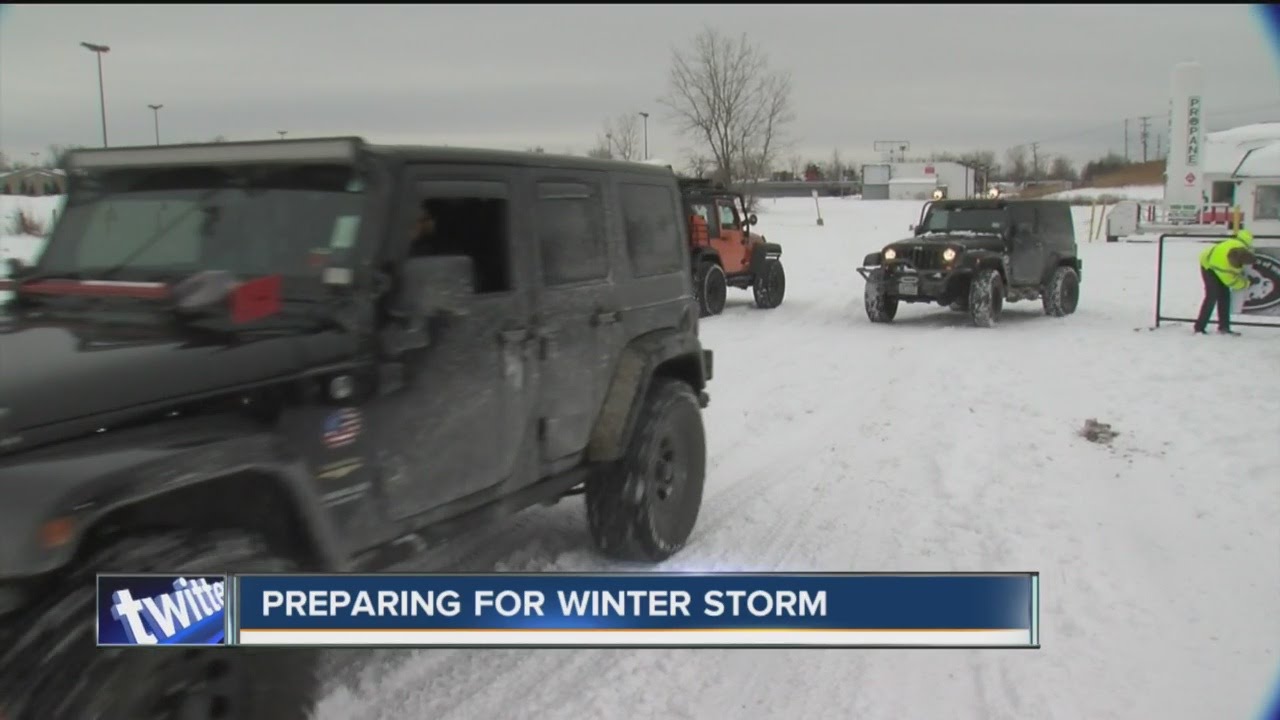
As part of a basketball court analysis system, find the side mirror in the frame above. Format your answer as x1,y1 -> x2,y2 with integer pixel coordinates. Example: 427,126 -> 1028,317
748,213 -> 759,226
398,255 -> 475,319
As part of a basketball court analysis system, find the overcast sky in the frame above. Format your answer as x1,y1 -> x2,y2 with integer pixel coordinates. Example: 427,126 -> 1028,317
1,4 -> 1277,170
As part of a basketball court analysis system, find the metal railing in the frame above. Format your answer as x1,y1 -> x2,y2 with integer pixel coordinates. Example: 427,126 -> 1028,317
1153,232 -> 1280,329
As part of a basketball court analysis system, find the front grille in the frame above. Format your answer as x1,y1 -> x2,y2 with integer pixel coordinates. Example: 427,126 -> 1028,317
906,247 -> 945,270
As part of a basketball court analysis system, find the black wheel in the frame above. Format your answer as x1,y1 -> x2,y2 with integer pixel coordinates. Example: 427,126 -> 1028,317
693,261 -> 727,317
864,270 -> 898,323
0,531 -> 319,720
586,377 -> 706,562
1043,265 -> 1080,317
968,268 -> 1004,328
752,260 -> 786,309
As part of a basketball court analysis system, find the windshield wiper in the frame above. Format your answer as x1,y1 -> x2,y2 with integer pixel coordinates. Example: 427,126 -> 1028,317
94,186 -> 226,282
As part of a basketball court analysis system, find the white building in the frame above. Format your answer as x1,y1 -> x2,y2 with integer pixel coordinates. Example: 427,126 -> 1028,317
861,161 -> 977,201
1232,141 -> 1280,236
1201,123 -> 1280,205
887,177 -> 938,201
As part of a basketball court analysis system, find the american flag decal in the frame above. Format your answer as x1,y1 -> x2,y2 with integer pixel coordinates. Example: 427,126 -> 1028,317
322,408 -> 362,449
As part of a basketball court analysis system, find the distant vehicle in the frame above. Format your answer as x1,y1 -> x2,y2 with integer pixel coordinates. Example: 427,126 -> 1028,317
679,178 -> 785,317
857,198 -> 1082,327
0,138 -> 714,719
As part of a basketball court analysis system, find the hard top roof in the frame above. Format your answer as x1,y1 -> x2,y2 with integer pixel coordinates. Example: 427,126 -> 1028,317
59,136 -> 677,178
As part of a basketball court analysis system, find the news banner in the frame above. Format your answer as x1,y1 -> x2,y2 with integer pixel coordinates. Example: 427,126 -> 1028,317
97,572 -> 1039,649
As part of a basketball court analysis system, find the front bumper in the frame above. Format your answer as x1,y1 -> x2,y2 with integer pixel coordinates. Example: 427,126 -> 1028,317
859,264 -> 969,300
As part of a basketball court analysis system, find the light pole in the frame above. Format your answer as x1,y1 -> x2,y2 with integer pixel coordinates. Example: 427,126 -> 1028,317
277,130 -> 287,140
80,42 -> 110,147
148,104 -> 164,145
606,132 -> 614,159
639,111 -> 650,160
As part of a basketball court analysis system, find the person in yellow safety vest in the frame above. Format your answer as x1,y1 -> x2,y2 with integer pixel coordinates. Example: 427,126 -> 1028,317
1194,228 -> 1255,335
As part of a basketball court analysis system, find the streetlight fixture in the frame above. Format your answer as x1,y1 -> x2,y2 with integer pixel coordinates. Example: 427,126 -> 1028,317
148,104 -> 164,145
638,111 -> 650,160
277,131 -> 288,140
80,42 -> 111,147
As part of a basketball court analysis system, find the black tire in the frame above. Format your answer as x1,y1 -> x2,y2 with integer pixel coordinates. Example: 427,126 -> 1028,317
586,378 -> 706,562
0,531 -> 318,720
694,261 -> 727,317
864,271 -> 898,323
968,268 -> 1004,328
752,260 -> 786,309
1043,265 -> 1080,317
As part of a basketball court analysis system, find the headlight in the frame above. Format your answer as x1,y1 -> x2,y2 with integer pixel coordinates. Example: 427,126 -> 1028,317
883,248 -> 897,261
942,248 -> 957,262
932,189 -> 944,200
987,187 -> 1000,199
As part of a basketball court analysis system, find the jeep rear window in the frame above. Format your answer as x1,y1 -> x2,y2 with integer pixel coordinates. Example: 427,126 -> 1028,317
620,182 -> 683,277
921,207 -> 1006,233
35,164 -> 367,289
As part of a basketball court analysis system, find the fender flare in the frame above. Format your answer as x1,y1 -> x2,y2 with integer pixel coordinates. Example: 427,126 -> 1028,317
586,328 -> 710,463
0,430 -> 346,580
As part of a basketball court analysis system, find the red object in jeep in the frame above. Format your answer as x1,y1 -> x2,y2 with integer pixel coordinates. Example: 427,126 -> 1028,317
230,274 -> 282,323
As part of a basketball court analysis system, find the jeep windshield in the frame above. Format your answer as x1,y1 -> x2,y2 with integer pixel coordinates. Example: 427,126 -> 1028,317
27,163 -> 368,294
918,207 -> 1007,236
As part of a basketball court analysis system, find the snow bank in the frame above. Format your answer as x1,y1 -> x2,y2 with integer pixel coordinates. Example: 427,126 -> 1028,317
1046,185 -> 1164,202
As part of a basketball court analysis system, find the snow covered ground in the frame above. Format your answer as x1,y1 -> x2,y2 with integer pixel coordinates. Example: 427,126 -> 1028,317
2,194 -> 1276,719
1046,184 -> 1165,202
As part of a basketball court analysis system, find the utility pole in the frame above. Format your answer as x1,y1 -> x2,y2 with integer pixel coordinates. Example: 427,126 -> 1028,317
638,111 -> 650,160
80,42 -> 111,147
1156,133 -> 1163,160
148,104 -> 164,145
1124,118 -> 1129,161
1029,142 -> 1041,180
277,131 -> 287,140
1139,115 -> 1151,162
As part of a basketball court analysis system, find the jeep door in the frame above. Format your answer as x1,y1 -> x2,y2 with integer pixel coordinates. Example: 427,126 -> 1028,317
373,169 -> 536,519
712,199 -> 751,274
1008,203 -> 1045,286
528,169 -> 623,473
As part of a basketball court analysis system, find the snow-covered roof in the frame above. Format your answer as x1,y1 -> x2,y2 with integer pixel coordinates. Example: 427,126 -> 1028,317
1203,122 -> 1280,175
0,167 -> 66,180
1233,141 -> 1280,178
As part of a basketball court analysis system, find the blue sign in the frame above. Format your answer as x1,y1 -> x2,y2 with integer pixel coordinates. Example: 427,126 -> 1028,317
231,572 -> 1039,648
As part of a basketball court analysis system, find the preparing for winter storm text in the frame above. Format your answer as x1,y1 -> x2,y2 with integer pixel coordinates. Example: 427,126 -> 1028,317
261,588 -> 828,619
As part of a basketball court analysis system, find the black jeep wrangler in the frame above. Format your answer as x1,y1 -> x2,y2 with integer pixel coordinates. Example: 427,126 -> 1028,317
858,198 -> 1082,327
0,137 -> 713,719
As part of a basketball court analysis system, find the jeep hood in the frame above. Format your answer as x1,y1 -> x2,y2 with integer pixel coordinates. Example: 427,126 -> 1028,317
0,315 -> 348,440
887,233 -> 1005,252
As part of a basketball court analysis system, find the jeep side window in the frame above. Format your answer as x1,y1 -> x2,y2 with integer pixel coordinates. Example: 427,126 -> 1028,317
1009,205 -> 1036,242
620,182 -> 683,277
717,202 -> 739,230
535,181 -> 608,285
408,180 -> 512,294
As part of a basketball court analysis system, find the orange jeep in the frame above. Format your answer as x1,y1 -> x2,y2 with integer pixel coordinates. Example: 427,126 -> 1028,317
680,179 -> 785,317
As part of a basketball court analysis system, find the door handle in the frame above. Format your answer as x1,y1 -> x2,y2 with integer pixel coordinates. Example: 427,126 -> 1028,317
592,310 -> 621,326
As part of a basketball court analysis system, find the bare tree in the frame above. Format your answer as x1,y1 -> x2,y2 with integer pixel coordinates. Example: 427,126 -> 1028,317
661,27 -> 795,191
586,143 -> 613,160
1048,155 -> 1077,182
828,148 -> 844,182
1004,146 -> 1030,183
598,113 -> 642,161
